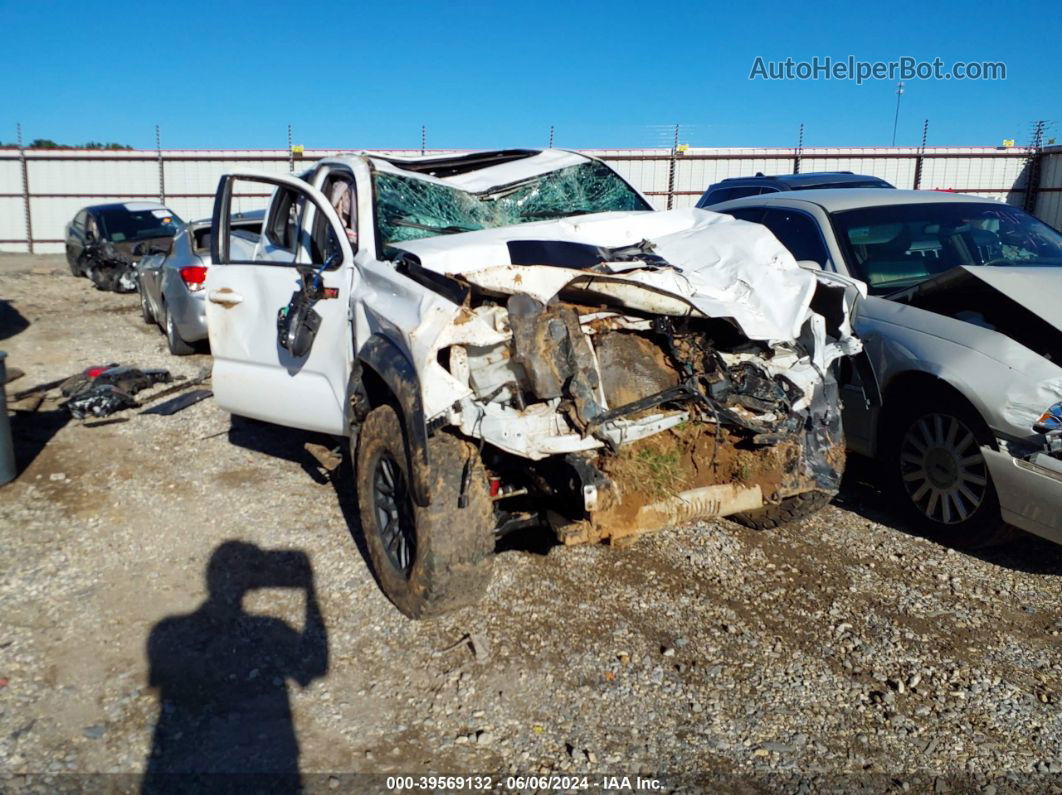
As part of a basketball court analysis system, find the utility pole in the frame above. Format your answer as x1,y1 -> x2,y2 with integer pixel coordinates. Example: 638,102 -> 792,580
793,122 -> 805,173
287,124 -> 294,173
548,125 -> 554,148
421,125 -> 426,156
891,81 -> 905,146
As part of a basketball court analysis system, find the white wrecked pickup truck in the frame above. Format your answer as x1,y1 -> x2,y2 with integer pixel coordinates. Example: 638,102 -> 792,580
205,149 -> 867,617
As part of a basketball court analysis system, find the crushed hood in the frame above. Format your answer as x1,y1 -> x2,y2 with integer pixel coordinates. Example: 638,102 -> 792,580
959,266 -> 1062,334
392,208 -> 824,342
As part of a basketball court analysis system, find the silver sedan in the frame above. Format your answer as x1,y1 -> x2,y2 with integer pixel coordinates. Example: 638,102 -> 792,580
136,211 -> 263,355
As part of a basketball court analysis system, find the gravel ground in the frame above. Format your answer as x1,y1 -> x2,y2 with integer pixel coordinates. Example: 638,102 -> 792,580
0,254 -> 1060,793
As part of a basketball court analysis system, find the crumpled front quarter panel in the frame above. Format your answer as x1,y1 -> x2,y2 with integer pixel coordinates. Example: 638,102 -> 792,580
858,297 -> 1062,439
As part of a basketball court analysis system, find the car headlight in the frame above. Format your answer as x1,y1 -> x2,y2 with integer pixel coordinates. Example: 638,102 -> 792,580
1034,402 -> 1062,433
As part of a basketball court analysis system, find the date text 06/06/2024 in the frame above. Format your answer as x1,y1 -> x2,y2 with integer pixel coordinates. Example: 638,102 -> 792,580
385,774 -> 663,790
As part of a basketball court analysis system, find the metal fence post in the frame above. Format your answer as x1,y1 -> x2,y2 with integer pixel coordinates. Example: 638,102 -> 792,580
17,123 -> 33,254
913,119 -> 928,190
666,124 -> 679,210
155,125 -> 165,203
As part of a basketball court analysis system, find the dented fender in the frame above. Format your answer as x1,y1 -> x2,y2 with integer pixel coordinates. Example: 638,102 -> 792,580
356,334 -> 432,507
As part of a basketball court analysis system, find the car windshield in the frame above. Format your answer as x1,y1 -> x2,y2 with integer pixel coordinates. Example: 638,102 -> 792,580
99,207 -> 183,242
373,160 -> 651,246
832,202 -> 1062,294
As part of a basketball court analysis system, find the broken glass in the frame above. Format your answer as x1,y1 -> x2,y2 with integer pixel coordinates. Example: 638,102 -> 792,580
375,161 -> 650,246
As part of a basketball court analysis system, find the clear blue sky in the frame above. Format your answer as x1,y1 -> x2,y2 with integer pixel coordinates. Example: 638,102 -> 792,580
1,0 -> 1057,150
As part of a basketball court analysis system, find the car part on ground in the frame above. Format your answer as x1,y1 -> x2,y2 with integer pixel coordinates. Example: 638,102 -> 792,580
206,149 -> 868,617
62,365 -> 172,419
140,389 -> 213,416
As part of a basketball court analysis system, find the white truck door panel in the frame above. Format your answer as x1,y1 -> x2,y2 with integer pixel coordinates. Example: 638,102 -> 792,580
206,172 -> 355,435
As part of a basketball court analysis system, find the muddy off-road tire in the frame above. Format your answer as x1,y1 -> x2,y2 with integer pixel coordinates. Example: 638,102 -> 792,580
355,404 -> 495,619
730,490 -> 834,531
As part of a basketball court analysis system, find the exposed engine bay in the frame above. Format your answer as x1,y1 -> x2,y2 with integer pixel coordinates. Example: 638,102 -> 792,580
381,203 -> 866,544
428,289 -> 846,542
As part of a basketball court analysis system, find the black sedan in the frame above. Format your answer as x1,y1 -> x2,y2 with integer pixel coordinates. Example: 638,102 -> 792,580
65,202 -> 183,290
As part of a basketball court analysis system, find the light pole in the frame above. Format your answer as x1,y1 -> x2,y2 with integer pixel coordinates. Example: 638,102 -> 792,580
891,81 -> 905,146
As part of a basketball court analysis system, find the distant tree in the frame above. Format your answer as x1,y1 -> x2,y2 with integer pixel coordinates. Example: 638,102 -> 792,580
20,138 -> 133,150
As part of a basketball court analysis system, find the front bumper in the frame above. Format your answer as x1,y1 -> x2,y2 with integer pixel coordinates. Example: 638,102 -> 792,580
983,446 -> 1062,545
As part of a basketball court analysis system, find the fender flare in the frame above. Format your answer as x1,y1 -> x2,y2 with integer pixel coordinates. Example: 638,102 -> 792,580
355,334 -> 432,507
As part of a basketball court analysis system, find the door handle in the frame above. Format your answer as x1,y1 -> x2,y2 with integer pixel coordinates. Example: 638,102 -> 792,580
208,288 -> 244,307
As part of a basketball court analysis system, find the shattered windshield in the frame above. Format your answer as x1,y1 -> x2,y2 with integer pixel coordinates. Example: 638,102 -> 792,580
374,160 -> 651,246
99,207 -> 183,242
834,202 -> 1062,294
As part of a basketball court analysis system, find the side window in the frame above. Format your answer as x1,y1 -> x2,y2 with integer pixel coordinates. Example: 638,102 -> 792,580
700,187 -> 732,206
726,186 -> 765,201
218,175 -> 346,268
759,208 -> 830,266
724,206 -> 766,224
262,187 -> 305,262
311,174 -> 358,266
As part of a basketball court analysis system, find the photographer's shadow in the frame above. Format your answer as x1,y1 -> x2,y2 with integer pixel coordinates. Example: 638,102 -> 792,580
142,541 -> 328,793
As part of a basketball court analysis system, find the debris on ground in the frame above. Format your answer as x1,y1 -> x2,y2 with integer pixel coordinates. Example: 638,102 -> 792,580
60,365 -> 172,419
60,365 -> 170,398
65,385 -> 140,419
137,368 -> 210,408
140,389 -> 212,416
304,442 -> 343,473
